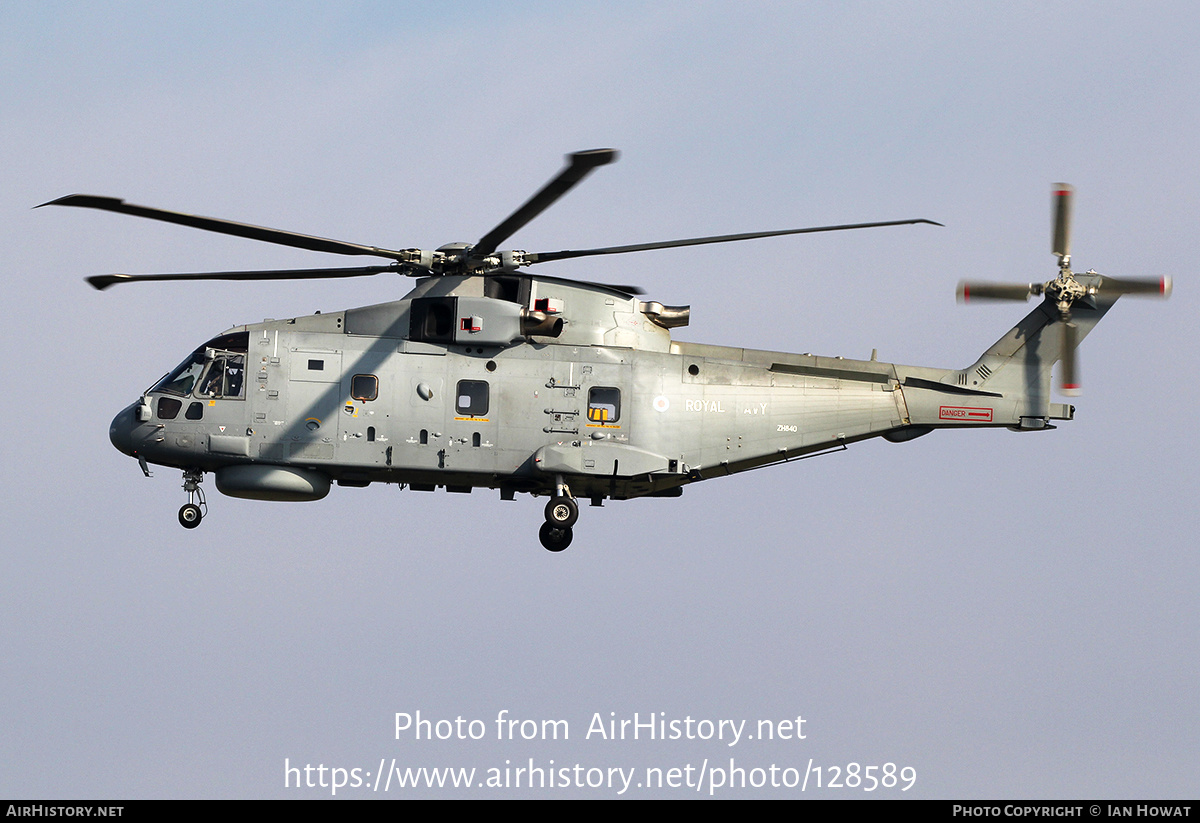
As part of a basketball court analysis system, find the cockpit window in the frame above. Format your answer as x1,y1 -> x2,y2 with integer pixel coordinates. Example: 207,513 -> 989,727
196,354 -> 245,399
153,347 -> 245,399
155,353 -> 207,396
203,331 -> 249,352
156,397 -> 182,419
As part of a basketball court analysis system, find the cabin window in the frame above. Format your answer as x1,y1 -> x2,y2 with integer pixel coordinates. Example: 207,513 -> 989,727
456,380 -> 489,416
587,387 -> 621,423
185,402 -> 204,420
351,374 -> 378,401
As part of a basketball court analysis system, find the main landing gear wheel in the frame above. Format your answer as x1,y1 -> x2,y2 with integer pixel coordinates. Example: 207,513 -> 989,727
539,522 -> 573,552
178,503 -> 202,529
544,496 -> 579,528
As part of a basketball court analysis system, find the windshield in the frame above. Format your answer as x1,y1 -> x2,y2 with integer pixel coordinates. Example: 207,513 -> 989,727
154,352 -> 206,396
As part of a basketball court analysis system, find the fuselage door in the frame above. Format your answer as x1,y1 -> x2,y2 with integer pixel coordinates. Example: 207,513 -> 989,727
283,349 -> 343,462
581,362 -> 632,445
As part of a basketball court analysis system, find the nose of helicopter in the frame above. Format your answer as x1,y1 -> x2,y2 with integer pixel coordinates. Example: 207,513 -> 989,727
108,403 -> 137,457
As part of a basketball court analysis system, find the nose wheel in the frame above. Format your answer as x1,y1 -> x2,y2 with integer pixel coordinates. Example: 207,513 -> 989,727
178,503 -> 203,528
178,468 -> 207,529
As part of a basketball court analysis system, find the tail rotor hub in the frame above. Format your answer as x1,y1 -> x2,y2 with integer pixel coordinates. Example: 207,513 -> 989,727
1044,272 -> 1087,320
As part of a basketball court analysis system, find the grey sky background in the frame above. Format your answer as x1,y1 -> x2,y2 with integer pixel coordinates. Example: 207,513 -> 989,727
2,1 -> 1196,798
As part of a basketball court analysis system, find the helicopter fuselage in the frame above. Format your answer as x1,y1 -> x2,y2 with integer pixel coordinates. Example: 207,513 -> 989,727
109,271 -> 1084,529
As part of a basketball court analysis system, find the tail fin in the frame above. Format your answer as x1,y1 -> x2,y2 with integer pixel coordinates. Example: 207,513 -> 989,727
895,290 -> 1118,431
962,292 -> 1117,419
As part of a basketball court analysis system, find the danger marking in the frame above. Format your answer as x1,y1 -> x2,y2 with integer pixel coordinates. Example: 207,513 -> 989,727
939,406 -> 993,422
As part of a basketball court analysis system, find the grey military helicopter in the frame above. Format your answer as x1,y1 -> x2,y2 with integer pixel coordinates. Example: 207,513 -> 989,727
46,151 -> 1169,551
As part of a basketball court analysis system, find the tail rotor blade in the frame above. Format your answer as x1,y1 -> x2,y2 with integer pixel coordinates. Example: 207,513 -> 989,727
1060,321 -> 1081,396
1052,184 -> 1074,261
957,281 -> 1038,302
1101,275 -> 1172,297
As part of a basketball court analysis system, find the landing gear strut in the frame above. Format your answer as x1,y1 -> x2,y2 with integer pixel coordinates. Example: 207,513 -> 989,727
178,468 -> 207,529
539,475 -> 576,551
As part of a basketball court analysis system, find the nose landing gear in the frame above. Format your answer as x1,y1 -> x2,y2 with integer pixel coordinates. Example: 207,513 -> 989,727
178,468 -> 207,529
539,475 -> 577,551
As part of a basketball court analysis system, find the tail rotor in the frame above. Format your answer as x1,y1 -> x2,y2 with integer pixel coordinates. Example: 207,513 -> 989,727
957,183 -> 1170,396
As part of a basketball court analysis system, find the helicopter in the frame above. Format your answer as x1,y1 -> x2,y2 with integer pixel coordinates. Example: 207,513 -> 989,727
46,150 -> 1170,551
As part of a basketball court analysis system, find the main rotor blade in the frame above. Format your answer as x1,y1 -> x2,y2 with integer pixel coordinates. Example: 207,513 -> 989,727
473,149 -> 619,257
1100,275 -> 1172,297
1052,183 -> 1073,260
86,265 -> 399,291
526,218 -> 943,265
40,195 -> 409,261
956,281 -> 1038,302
